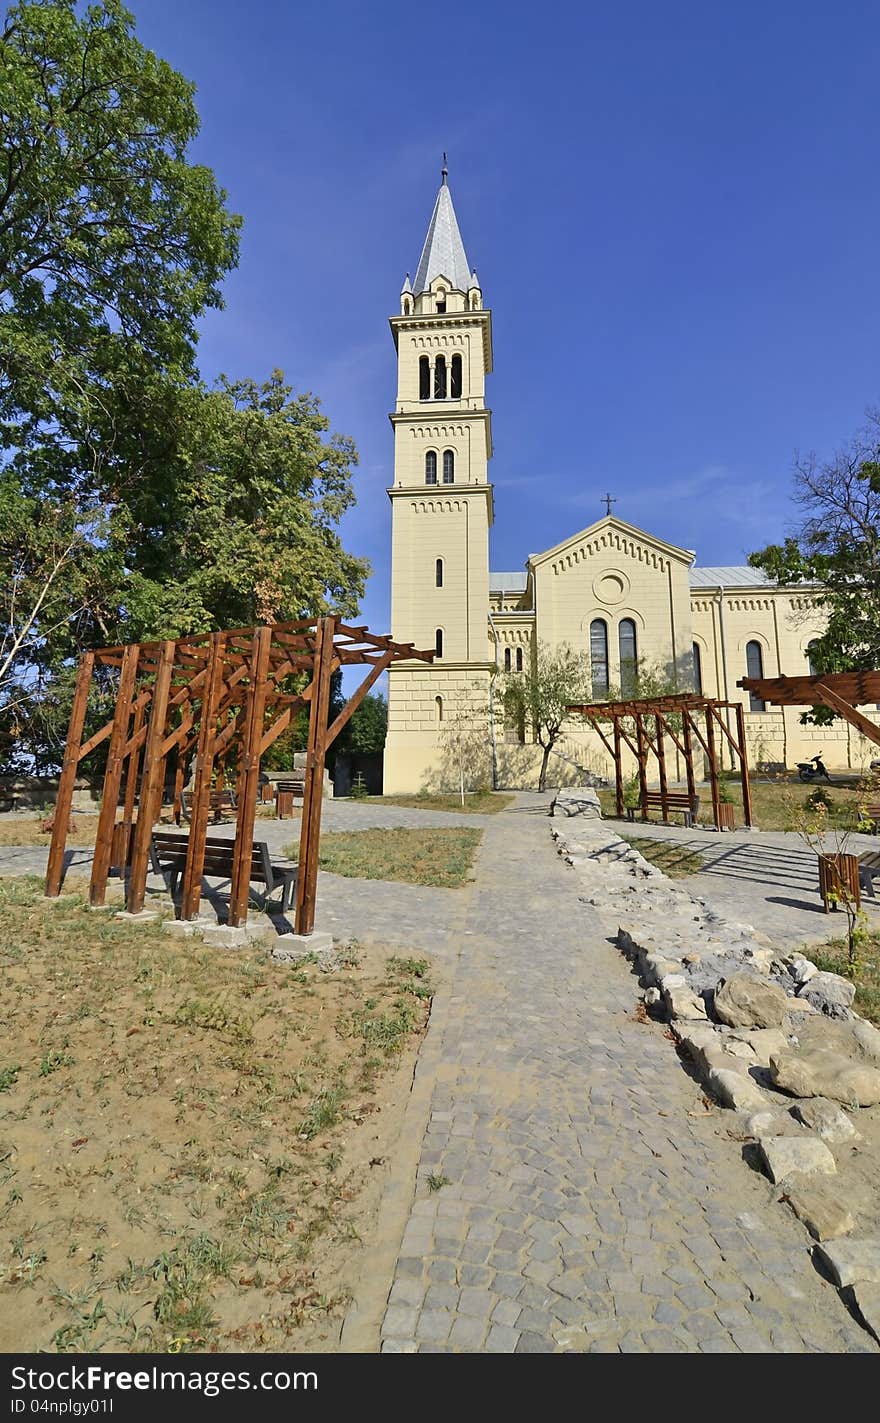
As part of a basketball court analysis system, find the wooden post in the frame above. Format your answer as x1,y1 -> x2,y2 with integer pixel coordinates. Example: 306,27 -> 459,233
635,714 -> 649,820
294,616 -> 336,936
127,640 -> 176,914
734,701 -> 754,828
121,699 -> 145,828
228,625 -> 272,927
655,714 -> 669,821
89,645 -> 140,906
46,652 -> 94,897
705,705 -> 722,830
681,709 -> 697,814
613,717 -> 624,818
180,634 -> 226,921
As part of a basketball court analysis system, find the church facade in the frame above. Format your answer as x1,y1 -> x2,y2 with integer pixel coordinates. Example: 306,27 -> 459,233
383,171 -> 871,793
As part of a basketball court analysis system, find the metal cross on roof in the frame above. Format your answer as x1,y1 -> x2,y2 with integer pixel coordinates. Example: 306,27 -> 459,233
603,493 -> 617,517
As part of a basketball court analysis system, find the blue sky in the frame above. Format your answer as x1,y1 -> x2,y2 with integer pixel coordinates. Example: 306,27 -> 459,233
133,0 -> 880,639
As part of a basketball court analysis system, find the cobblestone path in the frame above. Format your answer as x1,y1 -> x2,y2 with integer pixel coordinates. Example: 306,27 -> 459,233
370,798 -> 873,1353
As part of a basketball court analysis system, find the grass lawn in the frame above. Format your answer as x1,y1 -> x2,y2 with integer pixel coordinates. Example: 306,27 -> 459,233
811,938 -> 880,1026
0,813 -> 102,848
367,791 -> 514,815
0,878 -> 431,1353
310,827 -> 482,888
600,776 -> 873,834
623,836 -> 705,879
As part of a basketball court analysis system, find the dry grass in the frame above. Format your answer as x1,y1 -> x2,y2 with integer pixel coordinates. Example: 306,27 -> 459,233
623,836 -> 705,879
0,814 -> 102,848
812,939 -> 880,1026
0,878 -> 431,1353
369,791 -> 514,815
600,776 -> 874,833
310,828 -> 482,888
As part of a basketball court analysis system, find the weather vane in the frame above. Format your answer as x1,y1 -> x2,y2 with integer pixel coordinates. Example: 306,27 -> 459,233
603,493 -> 617,517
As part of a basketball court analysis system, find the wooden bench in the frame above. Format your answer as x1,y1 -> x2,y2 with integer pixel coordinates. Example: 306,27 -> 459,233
858,803 -> 880,834
858,849 -> 880,898
275,774 -> 305,820
179,788 -> 238,824
628,791 -> 700,827
150,831 -> 298,913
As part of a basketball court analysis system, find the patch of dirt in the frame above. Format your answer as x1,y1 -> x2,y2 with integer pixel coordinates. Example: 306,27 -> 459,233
0,878 -> 432,1352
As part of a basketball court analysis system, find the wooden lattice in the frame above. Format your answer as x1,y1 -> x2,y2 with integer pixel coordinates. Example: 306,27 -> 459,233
45,617 -> 433,935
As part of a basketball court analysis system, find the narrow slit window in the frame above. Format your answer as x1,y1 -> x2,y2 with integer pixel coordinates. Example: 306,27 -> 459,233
434,354 -> 447,399
692,641 -> 703,695
425,450 -> 437,484
451,354 -> 462,398
435,557 -> 443,587
516,647 -> 523,672
590,618 -> 609,699
436,290 -> 446,314
436,695 -> 443,722
419,356 -> 430,400
618,618 -> 638,696
746,641 -> 765,711
442,449 -> 454,483
806,640 -> 820,676
504,647 -> 511,671
435,628 -> 443,659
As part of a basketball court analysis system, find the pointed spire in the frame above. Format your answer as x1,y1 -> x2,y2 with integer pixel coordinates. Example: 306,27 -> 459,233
441,151 -> 448,185
401,272 -> 412,294
412,169 -> 471,295
468,269 -> 480,290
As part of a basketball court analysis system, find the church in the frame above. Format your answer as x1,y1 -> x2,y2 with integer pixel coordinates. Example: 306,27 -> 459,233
383,168 -> 862,794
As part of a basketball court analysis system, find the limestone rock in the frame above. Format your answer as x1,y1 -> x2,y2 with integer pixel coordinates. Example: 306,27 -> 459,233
758,1135 -> 836,1184
708,1066 -> 769,1113
787,955 -> 818,986
794,1016 -> 880,1065
713,973 -> 790,1030
783,1180 -> 854,1240
769,1049 -> 880,1107
797,971 -> 856,1019
849,1282 -> 880,1343
663,984 -> 708,1021
727,1027 -> 788,1066
792,1098 -> 858,1144
551,788 -> 602,819
815,1238 -> 880,1287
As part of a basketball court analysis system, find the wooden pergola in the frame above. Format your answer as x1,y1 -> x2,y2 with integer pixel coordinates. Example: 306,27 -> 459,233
566,693 -> 753,830
739,670 -> 880,749
45,617 -> 433,935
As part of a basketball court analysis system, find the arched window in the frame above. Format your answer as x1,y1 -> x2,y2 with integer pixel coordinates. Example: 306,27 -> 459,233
504,646 -> 511,672
425,450 -> 437,484
807,640 -> 820,675
419,356 -> 430,400
442,449 -> 454,483
435,628 -> 443,659
435,289 -> 446,314
746,641 -> 765,711
451,354 -> 462,398
436,695 -> 443,722
618,618 -> 638,695
516,646 -> 523,672
403,297 -> 412,316
692,641 -> 703,695
435,557 -> 443,587
434,354 -> 447,399
590,619 -> 609,698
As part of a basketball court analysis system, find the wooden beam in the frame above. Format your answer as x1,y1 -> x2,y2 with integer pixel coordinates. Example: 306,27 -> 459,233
704,705 -> 722,831
89,644 -> 140,906
655,714 -> 669,820
813,682 -> 880,750
127,640 -> 177,914
45,652 -> 95,897
228,626 -> 272,927
613,717 -> 624,818
180,633 -> 227,921
681,709 -> 697,810
635,715 -> 649,820
325,650 -> 394,747
734,701 -> 753,828
294,616 -> 337,936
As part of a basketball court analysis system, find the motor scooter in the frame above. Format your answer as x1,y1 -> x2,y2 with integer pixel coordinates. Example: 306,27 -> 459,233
796,753 -> 830,783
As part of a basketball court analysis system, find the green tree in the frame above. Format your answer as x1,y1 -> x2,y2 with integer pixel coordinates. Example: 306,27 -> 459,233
749,408 -> 880,722
339,692 -> 387,754
500,642 -> 592,792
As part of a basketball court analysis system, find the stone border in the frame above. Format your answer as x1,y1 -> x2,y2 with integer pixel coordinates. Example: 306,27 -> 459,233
548,787 -> 880,1345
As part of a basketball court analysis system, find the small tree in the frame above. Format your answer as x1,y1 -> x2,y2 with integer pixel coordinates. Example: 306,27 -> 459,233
427,687 -> 492,804
785,776 -> 873,965
500,642 -> 592,793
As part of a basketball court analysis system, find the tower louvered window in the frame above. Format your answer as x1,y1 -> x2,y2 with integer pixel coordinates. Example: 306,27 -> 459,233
451,354 -> 462,398
419,356 -> 430,401
434,354 -> 447,399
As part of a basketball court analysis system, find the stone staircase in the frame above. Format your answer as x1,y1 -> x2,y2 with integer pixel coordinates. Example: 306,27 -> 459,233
547,734 -> 609,787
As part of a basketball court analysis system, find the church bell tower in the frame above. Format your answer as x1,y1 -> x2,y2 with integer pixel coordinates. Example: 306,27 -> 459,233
383,161 -> 494,793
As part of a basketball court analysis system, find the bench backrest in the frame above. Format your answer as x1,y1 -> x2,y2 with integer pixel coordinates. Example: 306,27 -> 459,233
151,831 -> 271,879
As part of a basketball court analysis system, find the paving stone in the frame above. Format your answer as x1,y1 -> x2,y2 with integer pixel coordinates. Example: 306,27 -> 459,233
457,1286 -> 496,1319
491,1298 -> 522,1328
415,1308 -> 453,1343
515,1331 -> 556,1353
485,1323 -> 520,1353
448,1315 -> 487,1350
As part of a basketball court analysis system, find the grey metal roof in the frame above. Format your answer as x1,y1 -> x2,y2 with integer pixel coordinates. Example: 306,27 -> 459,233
413,179 -> 472,295
490,572 -> 528,593
689,566 -> 773,588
